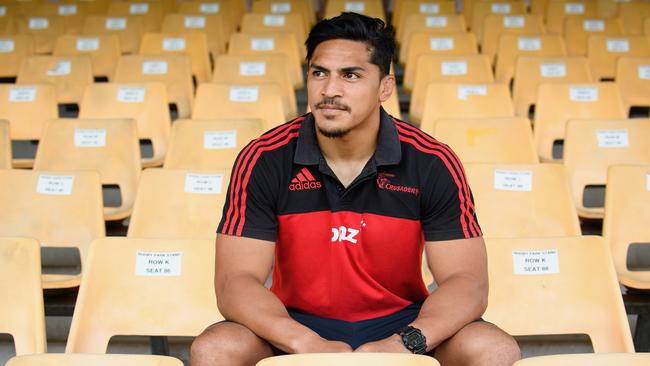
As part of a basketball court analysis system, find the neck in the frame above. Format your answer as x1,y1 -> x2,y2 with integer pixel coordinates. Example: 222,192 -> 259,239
316,109 -> 380,164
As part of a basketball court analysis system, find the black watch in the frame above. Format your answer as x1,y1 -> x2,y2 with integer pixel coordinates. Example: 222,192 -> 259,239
396,325 -> 427,354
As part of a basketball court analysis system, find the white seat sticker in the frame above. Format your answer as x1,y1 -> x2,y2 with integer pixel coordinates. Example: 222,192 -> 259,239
106,17 -> 127,30
457,85 -> 487,100
47,61 -> 71,76
420,3 -> 440,13
512,249 -> 560,275
540,63 -> 566,78
491,3 -> 512,13
583,19 -> 604,31
76,38 -> 100,51
251,38 -> 275,51
430,37 -> 454,50
184,173 -> 224,194
204,130 -> 237,149
184,16 -> 206,29
0,40 -> 14,53
494,169 -> 533,191
240,61 -> 266,76
163,38 -> 186,51
264,15 -> 286,26
135,252 -> 182,276
29,18 -> 49,30
569,86 -> 598,101
229,86 -> 259,102
0,6 -> 6,16
74,128 -> 107,148
565,3 -> 585,14
441,61 -> 467,75
607,39 -> 630,53
345,2 -> 365,12
199,3 -> 220,13
142,60 -> 168,74
503,16 -> 525,28
130,3 -> 149,14
271,3 -> 291,13
517,37 -> 541,51
36,175 -> 74,196
638,65 -> 650,80
117,87 -> 146,103
646,173 -> 650,191
58,5 -> 77,15
597,129 -> 629,148
426,16 -> 447,28
9,86 -> 37,102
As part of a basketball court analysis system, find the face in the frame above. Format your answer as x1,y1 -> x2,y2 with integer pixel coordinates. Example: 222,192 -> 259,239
307,39 -> 395,139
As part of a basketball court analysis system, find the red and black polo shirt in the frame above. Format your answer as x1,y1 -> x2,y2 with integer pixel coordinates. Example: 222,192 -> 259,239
217,108 -> 482,322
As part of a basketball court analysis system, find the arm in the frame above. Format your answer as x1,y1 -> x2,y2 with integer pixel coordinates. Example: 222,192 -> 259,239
215,233 -> 352,353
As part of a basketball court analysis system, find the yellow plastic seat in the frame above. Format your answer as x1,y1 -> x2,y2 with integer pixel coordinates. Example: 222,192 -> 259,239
0,120 -> 9,169
65,237 -> 222,353
465,163 -> 580,237
408,54 -> 494,122
394,0 -> 457,40
563,118 -> 650,218
645,17 -> 650,35
384,87 -> 402,119
563,17 -> 623,56
79,82 -> 171,168
618,1 -> 650,35
397,14 -> 467,64
139,32 -> 212,84
420,83 -> 514,133
0,169 -> 105,289
13,15 -> 65,54
33,118 -> 142,221
33,2 -> 89,34
512,56 -> 593,117
0,35 -> 34,79
107,1 -> 164,33
114,54 -> 194,119
0,237 -> 46,355
82,15 -> 145,54
616,56 -> 650,113
257,353 -> 439,366
250,0 -> 316,30
533,82 -> 626,162
495,33 -> 567,84
470,0 -> 527,42
481,14 -> 545,64
513,353 -> 650,365
161,13 -> 227,59
193,83 -> 287,130
483,236 -> 634,352
176,1 -> 239,38
16,55 -> 93,106
323,0 -> 386,20
53,35 -> 121,81
587,35 -> 650,81
6,354 -> 183,366
240,13 -> 307,60
434,117 -> 538,164
545,0 -> 599,34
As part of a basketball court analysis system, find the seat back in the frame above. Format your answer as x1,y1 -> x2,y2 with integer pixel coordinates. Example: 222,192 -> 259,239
481,14 -> 545,63
250,0 -> 316,30
0,237 -> 46,355
513,353 -> 650,366
16,55 -> 93,105
323,0 -> 386,20
107,1 -> 164,32
65,237 -> 222,353
398,14 -> 467,64
483,236 -> 634,352
139,32 -> 211,83
587,35 -> 650,81
161,13 -> 227,58
0,35 -> 34,79
495,33 -> 566,83
257,353 -> 439,366
6,354 -> 183,366
176,1 -> 239,37
13,15 -> 65,54
33,3 -> 89,34
394,0 -> 457,41
53,34 -> 121,80
0,120 -> 9,169
471,0 -> 527,42
563,17 -> 622,56
240,13 -> 307,59
545,0 -> 598,34
618,1 -> 650,35
616,56 -> 650,112
164,118 -> 264,170
82,15 -> 145,54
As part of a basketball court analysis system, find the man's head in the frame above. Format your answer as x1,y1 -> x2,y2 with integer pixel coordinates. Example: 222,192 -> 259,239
305,13 -> 396,139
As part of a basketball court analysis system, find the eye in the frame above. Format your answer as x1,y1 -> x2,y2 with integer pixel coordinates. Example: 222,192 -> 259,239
343,72 -> 360,80
311,70 -> 326,78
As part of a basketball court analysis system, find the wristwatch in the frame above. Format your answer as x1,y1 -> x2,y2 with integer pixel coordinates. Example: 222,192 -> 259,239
396,325 -> 427,354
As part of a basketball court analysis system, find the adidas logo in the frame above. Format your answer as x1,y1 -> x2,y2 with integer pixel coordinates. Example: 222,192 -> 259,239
289,167 -> 322,191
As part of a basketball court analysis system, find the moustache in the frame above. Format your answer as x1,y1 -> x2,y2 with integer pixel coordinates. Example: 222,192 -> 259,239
315,98 -> 351,112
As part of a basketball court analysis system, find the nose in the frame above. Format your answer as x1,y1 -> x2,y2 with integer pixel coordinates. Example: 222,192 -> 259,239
322,74 -> 343,98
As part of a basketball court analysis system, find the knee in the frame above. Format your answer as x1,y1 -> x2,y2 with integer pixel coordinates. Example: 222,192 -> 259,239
462,323 -> 521,366
190,322 -> 253,364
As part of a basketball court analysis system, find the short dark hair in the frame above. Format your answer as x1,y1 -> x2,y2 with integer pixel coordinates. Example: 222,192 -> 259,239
305,12 -> 396,77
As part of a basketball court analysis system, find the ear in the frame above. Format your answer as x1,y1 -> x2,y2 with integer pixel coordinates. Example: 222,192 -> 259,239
379,74 -> 396,103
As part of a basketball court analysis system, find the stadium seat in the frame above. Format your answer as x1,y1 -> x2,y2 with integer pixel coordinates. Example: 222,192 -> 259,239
483,236 -> 634,352
397,15 -> 467,63
0,120 -> 9,169
257,353 -> 439,366
464,163 -> 580,238
563,118 -> 650,218
127,168 -> 229,239
193,83 -> 287,130
79,82 -> 171,167
513,353 -> 650,365
323,0 -> 386,20
53,35 -> 121,81
16,55 -> 93,107
470,0 -> 527,42
616,56 -> 650,114
114,54 -> 194,119
0,84 -> 58,168
563,17 -> 623,56
533,82 -> 626,162
33,2 -> 88,34
587,35 -> 650,81
82,15 -> 145,54
434,117 -> 539,164
618,1 -> 650,35
545,0 -> 598,34
481,14 -> 545,64
139,32 -> 212,84
161,13 -> 227,59
512,56 -> 593,117
176,0 -> 238,37
0,237 -> 46,355
251,0 -> 316,30
107,1 -> 164,33
241,13 -> 307,59
212,54 -> 297,118
13,15 -> 65,54
0,35 -> 34,80
644,16 -> 650,35
5,354 -> 183,366
0,4 -> 15,32
408,54 -> 494,122
495,34 -> 567,84
394,0 -> 457,40
384,87 -> 402,119
420,83 -> 514,133
603,164 -> 650,290
0,169 -> 105,289
33,118 -> 141,221
65,237 -> 222,353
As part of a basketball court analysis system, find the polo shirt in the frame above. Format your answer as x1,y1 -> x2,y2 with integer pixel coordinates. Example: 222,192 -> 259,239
217,108 -> 482,322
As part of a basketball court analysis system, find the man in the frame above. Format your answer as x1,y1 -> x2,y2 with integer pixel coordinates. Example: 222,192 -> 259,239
191,12 -> 520,366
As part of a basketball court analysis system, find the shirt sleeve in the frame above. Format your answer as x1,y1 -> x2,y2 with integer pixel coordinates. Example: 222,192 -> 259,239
421,153 -> 482,242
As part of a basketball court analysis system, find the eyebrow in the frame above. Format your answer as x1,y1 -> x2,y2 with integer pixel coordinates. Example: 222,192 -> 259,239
310,64 -> 367,73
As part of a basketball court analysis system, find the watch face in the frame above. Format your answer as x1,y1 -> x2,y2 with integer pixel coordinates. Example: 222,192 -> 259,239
405,333 -> 422,344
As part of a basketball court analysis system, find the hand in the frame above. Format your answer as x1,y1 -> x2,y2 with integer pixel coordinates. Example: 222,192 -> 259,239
354,334 -> 410,353
290,334 -> 353,353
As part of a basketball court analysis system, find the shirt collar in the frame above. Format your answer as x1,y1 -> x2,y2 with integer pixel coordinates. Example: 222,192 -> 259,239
293,108 -> 402,166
